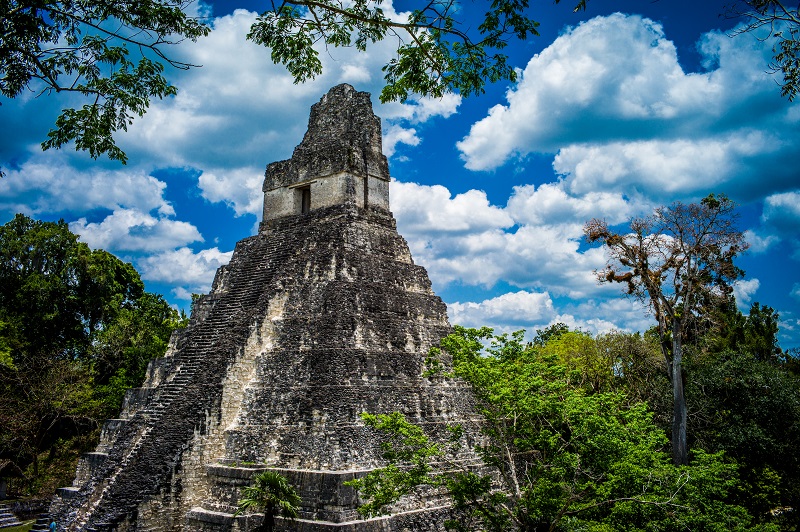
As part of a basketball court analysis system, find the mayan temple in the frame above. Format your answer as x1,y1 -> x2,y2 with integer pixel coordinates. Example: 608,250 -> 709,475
51,84 -> 477,531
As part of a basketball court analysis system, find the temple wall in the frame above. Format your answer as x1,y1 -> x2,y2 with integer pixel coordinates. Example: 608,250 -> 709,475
263,173 -> 389,222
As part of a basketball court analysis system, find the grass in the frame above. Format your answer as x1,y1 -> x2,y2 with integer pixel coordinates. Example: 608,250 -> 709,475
2,520 -> 34,532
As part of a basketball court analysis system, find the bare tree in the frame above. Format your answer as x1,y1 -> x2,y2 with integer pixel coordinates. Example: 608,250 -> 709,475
584,194 -> 748,465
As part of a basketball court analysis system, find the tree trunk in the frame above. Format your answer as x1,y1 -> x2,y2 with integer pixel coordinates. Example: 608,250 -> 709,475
671,319 -> 688,466
261,508 -> 275,532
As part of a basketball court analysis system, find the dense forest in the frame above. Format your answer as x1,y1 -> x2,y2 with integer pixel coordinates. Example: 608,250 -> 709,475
353,321 -> 800,530
0,214 -> 186,498
2,212 -> 800,530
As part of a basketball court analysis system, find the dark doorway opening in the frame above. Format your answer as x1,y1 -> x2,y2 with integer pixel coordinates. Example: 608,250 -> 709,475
300,186 -> 311,214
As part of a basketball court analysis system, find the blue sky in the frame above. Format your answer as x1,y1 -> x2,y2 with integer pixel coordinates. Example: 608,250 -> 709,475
1,0 -> 799,347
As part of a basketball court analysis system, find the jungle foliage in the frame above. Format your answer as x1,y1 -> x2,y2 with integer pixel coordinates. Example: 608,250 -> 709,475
0,214 -> 186,496
234,470 -> 302,532
351,315 -> 800,530
584,194 -> 748,466
0,0 -> 209,166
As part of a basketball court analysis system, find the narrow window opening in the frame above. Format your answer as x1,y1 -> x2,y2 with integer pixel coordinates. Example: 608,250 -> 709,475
300,186 -> 311,214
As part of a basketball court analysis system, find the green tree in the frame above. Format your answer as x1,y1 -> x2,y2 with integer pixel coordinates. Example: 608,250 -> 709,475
234,470 -> 302,532
349,327 -> 764,531
0,214 -> 184,493
703,301 -> 782,363
0,357 -> 98,480
686,351 -> 800,524
90,292 -> 186,415
0,214 -> 145,360
1,0 -> 210,166
539,330 -> 611,392
595,330 -> 668,407
598,296 -> 800,525
530,322 -> 570,348
584,194 -> 748,466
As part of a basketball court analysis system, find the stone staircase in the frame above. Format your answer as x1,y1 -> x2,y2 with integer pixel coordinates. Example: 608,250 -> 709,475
52,223 -> 300,530
0,505 -> 22,529
29,514 -> 53,531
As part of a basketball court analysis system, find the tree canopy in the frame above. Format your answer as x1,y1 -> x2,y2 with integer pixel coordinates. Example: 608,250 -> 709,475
2,0 -> 799,166
349,326 -> 770,531
0,213 -> 185,495
0,213 -> 144,357
248,0 -> 588,104
0,0 -> 210,166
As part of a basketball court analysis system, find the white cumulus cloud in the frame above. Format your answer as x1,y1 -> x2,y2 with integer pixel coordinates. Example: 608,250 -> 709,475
457,13 -> 799,203
762,191 -> 800,233
382,93 -> 462,123
733,278 -> 760,310
744,229 -> 780,254
137,247 -> 233,298
70,209 -> 203,253
198,167 -> 265,217
446,290 -> 653,338
449,290 -> 556,328
506,183 -> 646,226
556,297 -> 654,336
0,159 -> 173,216
746,190 -> 800,257
383,126 -> 421,158
391,180 -> 619,297
392,181 -> 513,234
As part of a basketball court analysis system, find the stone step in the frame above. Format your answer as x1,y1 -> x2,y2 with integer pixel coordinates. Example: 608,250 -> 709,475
74,451 -> 109,485
30,515 -> 52,531
185,505 -> 453,530
0,509 -> 23,528
56,486 -> 82,498
185,507 -> 236,528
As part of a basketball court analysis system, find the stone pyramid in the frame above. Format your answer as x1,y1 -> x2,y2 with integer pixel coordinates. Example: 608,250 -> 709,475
51,84 -> 477,531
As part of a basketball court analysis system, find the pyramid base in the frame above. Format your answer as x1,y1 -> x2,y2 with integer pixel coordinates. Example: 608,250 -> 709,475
185,505 -> 455,531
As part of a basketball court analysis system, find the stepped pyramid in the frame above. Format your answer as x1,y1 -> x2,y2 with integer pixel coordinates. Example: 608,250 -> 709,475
51,84 -> 478,531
